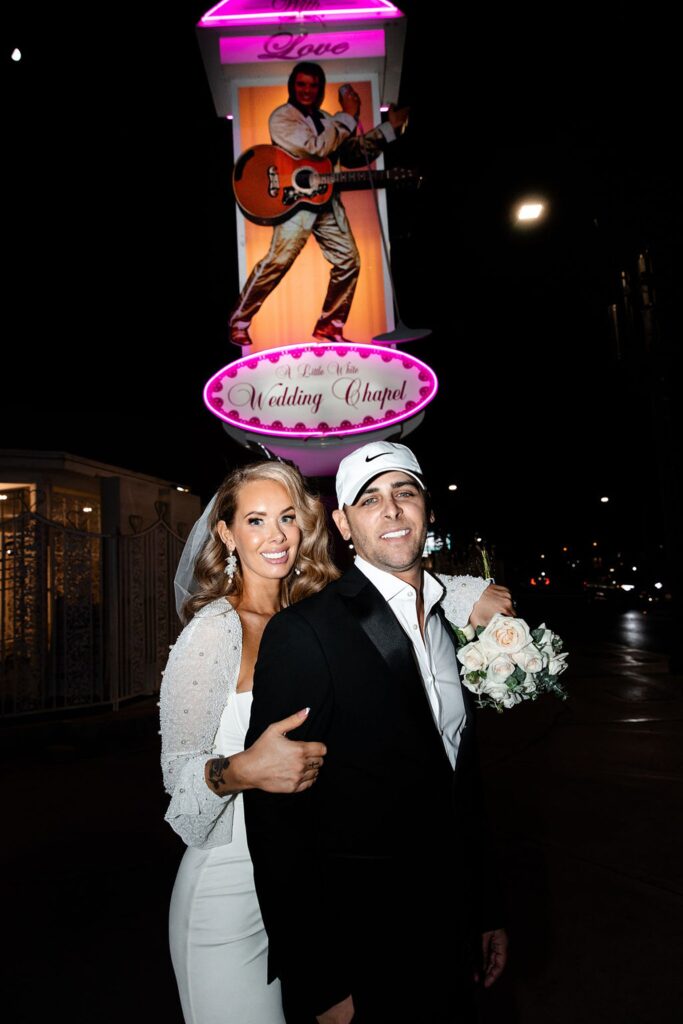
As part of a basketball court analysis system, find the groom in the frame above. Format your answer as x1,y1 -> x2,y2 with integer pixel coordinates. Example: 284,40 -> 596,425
245,442 -> 510,1023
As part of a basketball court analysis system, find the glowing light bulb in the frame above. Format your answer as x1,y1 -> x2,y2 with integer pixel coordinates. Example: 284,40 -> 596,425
516,202 -> 545,222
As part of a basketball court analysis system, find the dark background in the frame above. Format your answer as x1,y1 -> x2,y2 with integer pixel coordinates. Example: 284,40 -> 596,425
2,7 -> 682,1023
3,4 -> 679,552
4,3 -> 680,585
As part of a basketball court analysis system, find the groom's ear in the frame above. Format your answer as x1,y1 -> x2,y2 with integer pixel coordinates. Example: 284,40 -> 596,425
332,508 -> 351,541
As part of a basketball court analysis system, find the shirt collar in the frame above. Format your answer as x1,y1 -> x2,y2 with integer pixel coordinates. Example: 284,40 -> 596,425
289,100 -> 325,134
354,556 -> 445,617
355,555 -> 406,602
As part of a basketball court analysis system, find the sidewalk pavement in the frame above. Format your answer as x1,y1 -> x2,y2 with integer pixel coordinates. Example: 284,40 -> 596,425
1,639 -> 681,1024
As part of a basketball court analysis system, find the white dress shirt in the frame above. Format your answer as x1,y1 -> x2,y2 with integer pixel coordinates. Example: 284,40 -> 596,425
355,557 -> 466,769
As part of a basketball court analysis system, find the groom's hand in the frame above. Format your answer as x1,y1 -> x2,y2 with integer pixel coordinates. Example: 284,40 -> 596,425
475,927 -> 508,988
469,584 -> 514,628
316,993 -> 355,1023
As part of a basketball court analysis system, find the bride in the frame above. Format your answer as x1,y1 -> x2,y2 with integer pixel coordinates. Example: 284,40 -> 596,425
160,460 -> 340,1024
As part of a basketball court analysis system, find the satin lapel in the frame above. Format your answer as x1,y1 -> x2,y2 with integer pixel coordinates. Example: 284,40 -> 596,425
338,571 -> 417,680
338,567 -> 457,774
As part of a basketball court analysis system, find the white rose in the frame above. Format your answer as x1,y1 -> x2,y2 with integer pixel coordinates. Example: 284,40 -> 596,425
502,692 -> 523,708
548,653 -> 569,676
483,680 -> 510,703
480,614 -> 532,658
457,641 -> 488,673
522,674 -> 538,694
536,625 -> 555,647
461,624 -> 476,642
513,644 -> 546,674
488,655 -> 516,681
483,676 -> 521,707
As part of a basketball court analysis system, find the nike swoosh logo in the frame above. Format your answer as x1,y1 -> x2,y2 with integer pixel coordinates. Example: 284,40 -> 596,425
365,453 -> 390,462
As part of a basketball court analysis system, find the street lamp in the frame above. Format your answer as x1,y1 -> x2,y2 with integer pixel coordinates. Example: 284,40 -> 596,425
514,199 -> 546,225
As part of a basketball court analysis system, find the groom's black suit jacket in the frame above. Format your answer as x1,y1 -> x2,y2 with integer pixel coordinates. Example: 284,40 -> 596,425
244,566 -> 503,1017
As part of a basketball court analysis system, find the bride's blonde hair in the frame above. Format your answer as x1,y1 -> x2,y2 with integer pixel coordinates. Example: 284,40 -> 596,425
183,462 -> 339,622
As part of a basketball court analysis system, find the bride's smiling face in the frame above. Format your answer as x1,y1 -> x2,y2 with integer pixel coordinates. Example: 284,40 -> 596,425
217,479 -> 301,585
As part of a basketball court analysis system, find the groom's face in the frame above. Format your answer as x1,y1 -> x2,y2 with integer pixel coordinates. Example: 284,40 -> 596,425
332,471 -> 429,576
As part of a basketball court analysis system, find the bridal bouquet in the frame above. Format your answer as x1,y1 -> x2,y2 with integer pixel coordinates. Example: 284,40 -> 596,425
452,614 -> 569,711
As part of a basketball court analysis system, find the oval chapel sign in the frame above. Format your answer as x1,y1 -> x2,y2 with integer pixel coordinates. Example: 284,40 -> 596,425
203,343 -> 438,439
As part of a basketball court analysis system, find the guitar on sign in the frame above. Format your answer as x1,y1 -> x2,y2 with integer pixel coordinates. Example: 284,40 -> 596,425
233,145 -> 419,226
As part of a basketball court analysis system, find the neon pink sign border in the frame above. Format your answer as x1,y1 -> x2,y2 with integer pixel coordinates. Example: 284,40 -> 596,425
203,342 -> 438,439
199,1 -> 402,25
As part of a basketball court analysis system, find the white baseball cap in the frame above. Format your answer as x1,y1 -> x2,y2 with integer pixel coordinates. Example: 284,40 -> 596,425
335,442 -> 425,508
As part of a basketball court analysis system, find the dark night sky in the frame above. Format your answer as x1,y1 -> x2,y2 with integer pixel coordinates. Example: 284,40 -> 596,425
3,4 -> 680,565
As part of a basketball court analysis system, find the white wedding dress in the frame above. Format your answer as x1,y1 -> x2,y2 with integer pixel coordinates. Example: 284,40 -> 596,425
168,690 -> 285,1024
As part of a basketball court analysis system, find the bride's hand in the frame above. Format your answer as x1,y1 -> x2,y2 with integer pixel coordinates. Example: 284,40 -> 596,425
238,708 -> 327,793
469,583 -> 514,628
